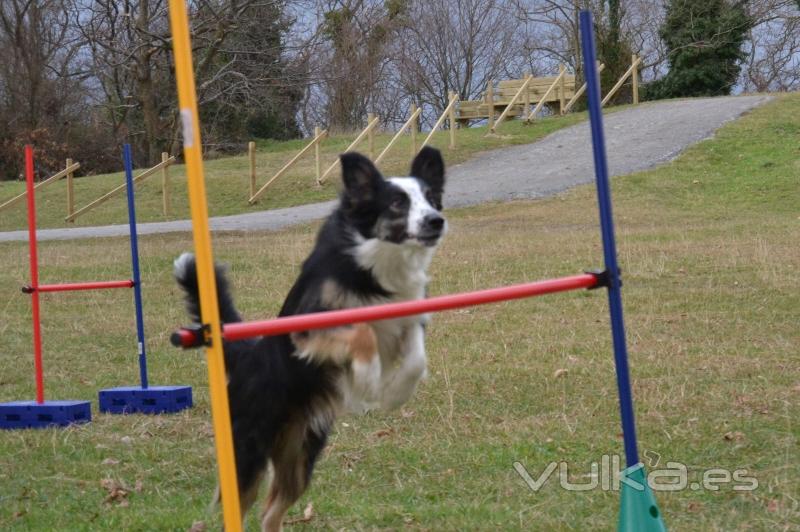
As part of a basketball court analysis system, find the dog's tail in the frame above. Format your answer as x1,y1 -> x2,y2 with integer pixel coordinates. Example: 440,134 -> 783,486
173,252 -> 243,326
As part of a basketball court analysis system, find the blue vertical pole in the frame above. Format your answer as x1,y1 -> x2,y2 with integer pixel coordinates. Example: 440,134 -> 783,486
580,15 -> 667,530
579,11 -> 638,468
123,144 -> 149,389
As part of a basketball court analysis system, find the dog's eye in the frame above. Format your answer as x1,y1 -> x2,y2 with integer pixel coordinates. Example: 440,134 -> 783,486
391,195 -> 407,209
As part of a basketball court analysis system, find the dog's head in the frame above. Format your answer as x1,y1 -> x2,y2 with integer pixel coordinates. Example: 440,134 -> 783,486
339,147 -> 446,248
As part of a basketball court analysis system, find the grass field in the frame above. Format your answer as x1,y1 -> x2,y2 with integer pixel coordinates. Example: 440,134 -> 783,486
0,112 -> 590,232
0,94 -> 798,530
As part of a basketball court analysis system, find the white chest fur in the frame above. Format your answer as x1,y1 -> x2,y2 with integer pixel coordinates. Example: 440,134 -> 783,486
344,237 -> 435,410
353,237 -> 433,298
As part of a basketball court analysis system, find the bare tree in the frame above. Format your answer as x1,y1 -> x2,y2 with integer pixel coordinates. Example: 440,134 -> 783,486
0,0 -> 90,178
393,0 -> 526,126
740,0 -> 800,92
75,0 -> 301,164
301,0 -> 405,132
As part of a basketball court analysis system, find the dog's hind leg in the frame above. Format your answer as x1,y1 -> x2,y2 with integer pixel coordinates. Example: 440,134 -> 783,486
228,421 -> 272,526
212,465 -> 267,530
240,467 -> 267,521
260,420 -> 329,532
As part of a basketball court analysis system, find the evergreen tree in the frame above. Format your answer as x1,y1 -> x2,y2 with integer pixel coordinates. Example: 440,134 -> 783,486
596,0 -> 635,105
647,0 -> 752,99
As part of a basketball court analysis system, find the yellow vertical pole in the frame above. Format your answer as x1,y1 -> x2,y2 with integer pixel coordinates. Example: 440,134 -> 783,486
167,2 -> 242,530
632,54 -> 640,105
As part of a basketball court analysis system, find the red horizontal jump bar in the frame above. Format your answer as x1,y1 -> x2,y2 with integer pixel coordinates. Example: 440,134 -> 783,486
174,273 -> 599,347
24,279 -> 135,293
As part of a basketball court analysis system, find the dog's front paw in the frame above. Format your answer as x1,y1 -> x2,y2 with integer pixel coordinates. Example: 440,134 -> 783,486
351,352 -> 382,401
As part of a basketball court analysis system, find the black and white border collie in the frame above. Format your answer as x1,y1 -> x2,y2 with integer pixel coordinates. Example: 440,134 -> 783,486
174,147 -> 446,531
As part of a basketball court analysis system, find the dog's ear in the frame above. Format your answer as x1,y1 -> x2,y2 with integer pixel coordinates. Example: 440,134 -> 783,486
340,152 -> 382,207
410,147 -> 445,208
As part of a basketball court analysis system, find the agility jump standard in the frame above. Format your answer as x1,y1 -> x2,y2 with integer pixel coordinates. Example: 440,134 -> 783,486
168,3 -> 664,530
172,274 -> 601,346
0,144 -> 191,430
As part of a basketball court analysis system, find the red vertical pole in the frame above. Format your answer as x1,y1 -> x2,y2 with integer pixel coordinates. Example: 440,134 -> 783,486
25,145 -> 45,404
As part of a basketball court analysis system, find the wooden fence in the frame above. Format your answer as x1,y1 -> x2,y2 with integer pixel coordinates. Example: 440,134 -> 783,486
0,160 -> 81,214
485,67 -> 576,132
459,66 -> 576,132
526,64 -> 568,122
8,55 -> 641,221
65,155 -> 175,222
317,115 -> 381,184
1,153 -> 176,222
463,54 -> 641,132
420,92 -> 459,150
249,95 -> 459,196
4,53 -> 642,224
248,128 -> 328,204
376,104 -> 421,164
602,54 -> 641,107
563,62 -> 606,114
247,53 -> 641,203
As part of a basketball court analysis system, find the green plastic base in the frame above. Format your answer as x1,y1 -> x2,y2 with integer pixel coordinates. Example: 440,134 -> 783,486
618,464 -> 667,532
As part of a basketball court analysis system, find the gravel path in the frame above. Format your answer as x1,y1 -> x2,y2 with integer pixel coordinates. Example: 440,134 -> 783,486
0,95 -> 770,243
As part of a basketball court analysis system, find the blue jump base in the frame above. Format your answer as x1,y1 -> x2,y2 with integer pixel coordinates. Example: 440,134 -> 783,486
99,385 -> 192,414
0,400 -> 91,429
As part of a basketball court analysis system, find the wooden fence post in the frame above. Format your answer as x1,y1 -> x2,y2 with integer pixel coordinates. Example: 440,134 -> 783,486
376,106 -> 421,164
491,75 -> 534,132
251,129 -> 327,202
248,141 -> 256,199
318,115 -> 378,184
563,61 -> 605,114
448,92 -> 457,149
601,55 -> 642,107
632,54 -> 639,105
559,64 -> 566,113
523,73 -> 531,117
410,103 -> 418,157
65,156 -> 175,222
314,126 -> 322,181
486,80 -> 494,131
66,157 -> 74,220
421,96 -> 458,149
367,113 -> 376,159
161,152 -> 170,216
0,160 -> 80,215
526,68 -> 567,122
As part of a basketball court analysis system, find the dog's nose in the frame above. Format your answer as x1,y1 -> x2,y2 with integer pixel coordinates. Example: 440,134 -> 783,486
422,214 -> 444,232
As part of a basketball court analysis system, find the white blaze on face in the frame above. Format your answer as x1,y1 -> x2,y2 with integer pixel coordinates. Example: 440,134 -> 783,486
387,177 -> 439,238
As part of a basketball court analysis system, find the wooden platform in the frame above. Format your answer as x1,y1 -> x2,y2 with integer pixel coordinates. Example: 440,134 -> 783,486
458,73 -> 576,122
